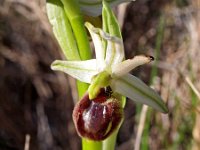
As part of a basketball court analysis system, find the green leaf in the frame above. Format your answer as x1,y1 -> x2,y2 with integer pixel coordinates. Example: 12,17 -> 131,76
51,59 -> 98,83
110,74 -> 168,113
46,0 -> 80,60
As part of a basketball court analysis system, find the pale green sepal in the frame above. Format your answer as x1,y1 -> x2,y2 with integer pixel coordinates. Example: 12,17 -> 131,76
79,0 -> 130,17
88,71 -> 111,99
51,59 -> 98,83
112,55 -> 153,77
46,0 -> 80,60
85,22 -> 106,71
110,74 -> 168,113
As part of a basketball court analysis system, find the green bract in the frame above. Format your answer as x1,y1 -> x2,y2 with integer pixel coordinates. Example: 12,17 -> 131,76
46,0 -> 81,60
51,22 -> 168,113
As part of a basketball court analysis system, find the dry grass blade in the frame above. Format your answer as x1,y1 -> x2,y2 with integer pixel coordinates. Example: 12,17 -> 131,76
134,105 -> 148,150
185,76 -> 200,100
24,134 -> 31,150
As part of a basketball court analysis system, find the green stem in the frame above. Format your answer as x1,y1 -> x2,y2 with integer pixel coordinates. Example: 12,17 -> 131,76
60,0 -> 102,149
102,131 -> 118,150
76,80 -> 90,98
82,139 -> 102,150
60,0 -> 91,60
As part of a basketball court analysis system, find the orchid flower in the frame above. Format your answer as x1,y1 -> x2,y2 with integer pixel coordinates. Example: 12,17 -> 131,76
51,22 -> 168,113
79,0 -> 133,16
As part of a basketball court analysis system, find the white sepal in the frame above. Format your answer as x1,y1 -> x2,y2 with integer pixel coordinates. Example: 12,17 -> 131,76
51,59 -> 99,83
85,22 -> 106,71
112,55 -> 153,77
110,74 -> 168,113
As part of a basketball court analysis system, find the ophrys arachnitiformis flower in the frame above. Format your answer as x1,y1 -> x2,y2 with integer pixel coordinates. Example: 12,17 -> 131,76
51,22 -> 168,114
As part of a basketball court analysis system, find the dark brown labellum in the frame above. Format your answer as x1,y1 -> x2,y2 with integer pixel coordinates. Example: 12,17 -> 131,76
72,89 -> 123,141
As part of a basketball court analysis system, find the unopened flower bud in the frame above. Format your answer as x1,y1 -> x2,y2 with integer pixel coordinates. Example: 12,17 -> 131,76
72,89 -> 123,141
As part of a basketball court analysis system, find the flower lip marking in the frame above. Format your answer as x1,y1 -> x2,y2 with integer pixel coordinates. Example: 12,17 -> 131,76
72,88 -> 123,141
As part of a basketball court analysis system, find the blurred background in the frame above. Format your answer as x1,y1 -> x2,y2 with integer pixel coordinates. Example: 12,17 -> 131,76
0,0 -> 200,149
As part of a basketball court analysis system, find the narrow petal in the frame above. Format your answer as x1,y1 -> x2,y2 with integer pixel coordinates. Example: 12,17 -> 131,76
112,55 -> 154,77
110,74 -> 168,113
104,39 -> 115,69
79,0 -> 131,17
100,31 -> 124,69
51,59 -> 98,83
85,22 -> 106,71
112,41 -> 125,65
